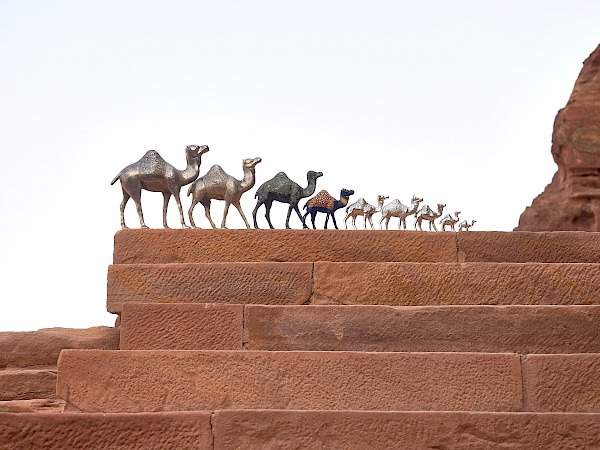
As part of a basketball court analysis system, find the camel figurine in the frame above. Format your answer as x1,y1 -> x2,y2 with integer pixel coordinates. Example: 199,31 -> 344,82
379,195 -> 423,230
111,145 -> 209,229
458,219 -> 477,231
439,211 -> 461,231
344,195 -> 388,230
414,203 -> 446,231
187,157 -> 262,229
253,170 -> 323,229
302,189 -> 354,230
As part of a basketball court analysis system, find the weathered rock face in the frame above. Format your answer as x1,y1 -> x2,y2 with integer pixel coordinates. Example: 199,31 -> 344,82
516,44 -> 600,231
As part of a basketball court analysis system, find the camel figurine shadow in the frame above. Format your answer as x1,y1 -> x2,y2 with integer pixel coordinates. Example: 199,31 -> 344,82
302,189 -> 354,229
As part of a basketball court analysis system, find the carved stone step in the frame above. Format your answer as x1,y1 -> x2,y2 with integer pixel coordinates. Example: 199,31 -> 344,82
57,350 -> 523,413
0,367 -> 57,401
113,229 -> 600,264
0,398 -> 66,413
212,410 -> 600,449
0,411 -> 212,449
108,262 -> 600,313
120,303 -> 600,355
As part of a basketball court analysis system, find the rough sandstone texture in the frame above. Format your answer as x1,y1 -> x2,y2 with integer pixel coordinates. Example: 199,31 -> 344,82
107,262 -> 312,313
120,303 -> 243,350
524,354 -> 600,412
457,231 -> 600,262
212,410 -> 600,450
312,262 -> 600,306
0,327 -> 119,369
112,229 -> 600,264
56,350 -> 522,413
113,229 -> 458,264
517,44 -> 600,231
0,411 -> 212,450
244,305 -> 600,353
0,368 -> 57,401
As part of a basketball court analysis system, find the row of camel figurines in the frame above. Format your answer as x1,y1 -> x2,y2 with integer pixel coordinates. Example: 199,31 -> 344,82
110,145 -> 476,231
344,195 -> 476,232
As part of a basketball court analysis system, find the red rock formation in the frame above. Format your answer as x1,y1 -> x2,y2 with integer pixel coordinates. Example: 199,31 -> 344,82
516,44 -> 600,230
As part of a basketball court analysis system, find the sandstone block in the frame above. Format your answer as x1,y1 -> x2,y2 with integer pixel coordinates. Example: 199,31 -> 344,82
312,262 -> 600,306
524,354 -> 600,412
457,231 -> 600,263
120,303 -> 243,350
0,327 -> 119,369
107,263 -> 312,313
0,368 -> 56,401
0,399 -> 66,414
113,229 -> 458,264
57,350 -> 522,413
0,411 -> 212,450
244,305 -> 600,353
213,410 -> 600,450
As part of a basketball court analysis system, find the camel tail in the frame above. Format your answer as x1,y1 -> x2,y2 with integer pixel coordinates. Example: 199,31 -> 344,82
110,172 -> 122,185
187,183 -> 194,197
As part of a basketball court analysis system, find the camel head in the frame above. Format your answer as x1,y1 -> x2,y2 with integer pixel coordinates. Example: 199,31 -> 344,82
243,157 -> 262,173
307,170 -> 324,181
186,145 -> 209,164
437,203 -> 446,213
377,195 -> 389,206
411,195 -> 423,203
341,189 -> 354,199
454,211 -> 461,218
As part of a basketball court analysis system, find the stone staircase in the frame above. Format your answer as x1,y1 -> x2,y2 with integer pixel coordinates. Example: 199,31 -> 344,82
2,229 -> 600,448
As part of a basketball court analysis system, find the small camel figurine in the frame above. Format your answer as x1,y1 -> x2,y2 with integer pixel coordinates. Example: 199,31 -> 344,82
379,195 -> 423,230
414,203 -> 446,231
253,170 -> 323,229
344,195 -> 388,230
111,145 -> 209,229
302,189 -> 354,229
458,219 -> 477,231
187,157 -> 262,229
439,211 -> 461,231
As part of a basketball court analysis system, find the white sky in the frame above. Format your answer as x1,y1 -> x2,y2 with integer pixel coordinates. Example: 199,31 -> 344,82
0,1 -> 598,331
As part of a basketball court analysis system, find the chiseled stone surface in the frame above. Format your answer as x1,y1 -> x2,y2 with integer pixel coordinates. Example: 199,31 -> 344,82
524,354 -> 600,412
0,368 -> 57,401
107,263 -> 312,313
0,399 -> 66,414
457,231 -> 600,263
120,303 -> 243,350
244,305 -> 600,353
517,44 -> 600,231
0,411 -> 212,450
313,262 -> 600,306
0,327 -> 119,369
213,410 -> 600,450
57,350 -> 522,413
113,229 -> 458,264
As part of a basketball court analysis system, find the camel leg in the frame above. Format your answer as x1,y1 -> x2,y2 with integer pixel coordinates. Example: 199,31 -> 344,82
252,199 -> 263,229
162,192 -> 172,229
344,212 -> 350,229
172,192 -> 189,229
201,199 -> 217,229
302,210 -> 310,229
188,198 -> 200,229
330,212 -> 339,230
291,203 -> 304,228
119,190 -> 130,229
221,200 -> 231,229
233,201 -> 251,229
264,200 -> 275,229
311,211 -> 318,229
368,215 -> 374,230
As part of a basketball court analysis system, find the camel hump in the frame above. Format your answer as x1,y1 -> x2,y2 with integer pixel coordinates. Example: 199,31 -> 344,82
307,190 -> 335,209
204,165 -> 226,178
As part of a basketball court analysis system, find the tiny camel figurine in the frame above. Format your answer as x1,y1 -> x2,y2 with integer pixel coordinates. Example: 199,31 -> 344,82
187,157 -> 262,229
303,189 -> 354,230
379,195 -> 423,230
439,211 -> 461,231
458,219 -> 477,231
414,203 -> 446,231
344,195 -> 388,230
111,145 -> 209,229
253,170 -> 323,229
